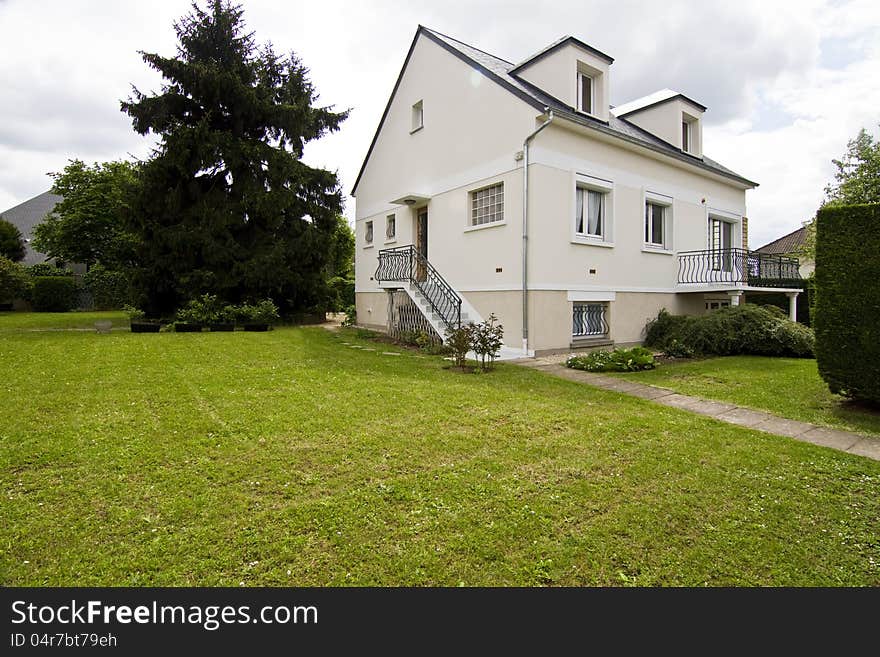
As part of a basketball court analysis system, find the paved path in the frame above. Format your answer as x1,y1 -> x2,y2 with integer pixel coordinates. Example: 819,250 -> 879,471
514,357 -> 880,462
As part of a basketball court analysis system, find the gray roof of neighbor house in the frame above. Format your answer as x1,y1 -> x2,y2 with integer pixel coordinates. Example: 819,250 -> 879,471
755,226 -> 808,255
0,190 -> 62,265
352,26 -> 757,196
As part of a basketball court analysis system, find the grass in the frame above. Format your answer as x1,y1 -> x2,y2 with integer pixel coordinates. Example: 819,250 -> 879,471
1,312 -> 879,586
0,310 -> 128,330
613,356 -> 880,437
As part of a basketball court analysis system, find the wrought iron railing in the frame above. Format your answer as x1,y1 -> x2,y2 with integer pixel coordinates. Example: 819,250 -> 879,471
375,245 -> 462,331
678,249 -> 802,287
572,302 -> 608,338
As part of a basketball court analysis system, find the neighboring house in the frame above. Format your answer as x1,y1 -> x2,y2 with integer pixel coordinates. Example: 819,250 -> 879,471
755,226 -> 813,277
352,26 -> 802,356
0,190 -> 63,266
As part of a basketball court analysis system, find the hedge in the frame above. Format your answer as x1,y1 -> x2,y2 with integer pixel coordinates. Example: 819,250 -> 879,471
31,276 -> 79,312
814,203 -> 880,403
82,264 -> 131,310
645,304 -> 814,358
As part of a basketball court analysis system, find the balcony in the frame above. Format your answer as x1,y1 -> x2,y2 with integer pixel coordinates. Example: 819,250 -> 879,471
677,249 -> 802,288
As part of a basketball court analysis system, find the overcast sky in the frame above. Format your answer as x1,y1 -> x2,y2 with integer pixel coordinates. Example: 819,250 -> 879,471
1,0 -> 878,246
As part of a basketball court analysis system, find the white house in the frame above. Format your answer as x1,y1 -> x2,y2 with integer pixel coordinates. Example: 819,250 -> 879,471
352,26 -> 801,356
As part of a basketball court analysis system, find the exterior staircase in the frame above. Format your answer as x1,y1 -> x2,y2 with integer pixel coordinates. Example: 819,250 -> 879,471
375,245 -> 529,360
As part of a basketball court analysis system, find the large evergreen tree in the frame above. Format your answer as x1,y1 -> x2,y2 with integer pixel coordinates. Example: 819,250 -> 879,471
121,0 -> 347,316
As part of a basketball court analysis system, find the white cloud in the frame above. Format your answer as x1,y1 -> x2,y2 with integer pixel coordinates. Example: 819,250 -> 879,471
1,0 -> 878,247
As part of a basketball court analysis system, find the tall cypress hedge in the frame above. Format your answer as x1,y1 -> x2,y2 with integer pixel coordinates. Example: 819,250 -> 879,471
814,203 -> 880,403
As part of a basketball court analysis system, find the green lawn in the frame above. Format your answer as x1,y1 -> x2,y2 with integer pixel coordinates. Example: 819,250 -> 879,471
614,356 -> 880,437
0,310 -> 128,330
1,313 -> 879,586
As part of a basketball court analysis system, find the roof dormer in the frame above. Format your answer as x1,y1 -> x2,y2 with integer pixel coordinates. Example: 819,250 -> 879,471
510,36 -> 613,123
611,89 -> 706,158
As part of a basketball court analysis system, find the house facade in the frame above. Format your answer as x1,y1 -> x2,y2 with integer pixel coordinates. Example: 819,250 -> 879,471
353,27 -> 801,356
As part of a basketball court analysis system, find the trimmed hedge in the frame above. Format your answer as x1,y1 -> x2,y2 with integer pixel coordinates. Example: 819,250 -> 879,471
82,264 -> 131,310
645,304 -> 814,358
32,276 -> 79,312
814,203 -> 880,403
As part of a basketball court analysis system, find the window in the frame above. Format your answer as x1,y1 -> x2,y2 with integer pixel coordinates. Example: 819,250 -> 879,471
411,100 -> 423,132
578,73 -> 594,115
575,187 -> 605,238
645,201 -> 667,248
682,121 -> 690,152
705,300 -> 730,311
471,183 -> 504,226
572,302 -> 608,338
386,215 -> 396,240
709,217 -> 734,271
365,220 -> 373,244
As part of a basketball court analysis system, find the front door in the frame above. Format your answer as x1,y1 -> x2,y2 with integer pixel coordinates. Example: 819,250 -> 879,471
415,209 -> 428,281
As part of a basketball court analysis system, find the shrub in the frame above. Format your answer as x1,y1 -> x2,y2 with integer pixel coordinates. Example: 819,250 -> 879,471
176,293 -> 222,324
644,304 -> 814,358
566,347 -> 656,373
327,275 -> 355,312
814,203 -> 880,403
0,256 -> 33,302
445,324 -> 474,368
122,304 -> 146,321
31,276 -> 79,312
241,299 -> 280,325
26,263 -> 71,277
341,304 -> 356,327
471,314 -> 504,370
662,338 -> 694,359
82,264 -> 131,310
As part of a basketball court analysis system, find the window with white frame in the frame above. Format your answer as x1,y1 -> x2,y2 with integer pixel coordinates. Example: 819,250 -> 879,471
644,197 -> 671,249
386,214 -> 395,240
575,187 -> 606,238
470,183 -> 504,226
411,100 -> 423,132
682,120 -> 691,153
572,302 -> 608,338
365,220 -> 373,244
578,72 -> 594,115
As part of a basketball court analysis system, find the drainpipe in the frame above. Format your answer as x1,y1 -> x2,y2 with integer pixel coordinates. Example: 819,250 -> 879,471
521,109 -> 554,354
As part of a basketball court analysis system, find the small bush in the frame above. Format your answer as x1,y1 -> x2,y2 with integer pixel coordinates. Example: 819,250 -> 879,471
644,305 -> 814,358
327,275 -> 355,312
445,324 -> 474,368
82,264 -> 131,310
662,338 -> 694,359
243,299 -> 280,325
26,263 -> 71,277
566,347 -> 656,372
471,314 -> 504,370
31,276 -> 79,312
176,293 -> 222,324
341,304 -> 356,327
0,256 -> 33,302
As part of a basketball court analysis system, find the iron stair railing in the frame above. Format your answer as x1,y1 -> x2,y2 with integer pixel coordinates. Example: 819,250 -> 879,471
375,245 -> 462,331
678,248 -> 802,287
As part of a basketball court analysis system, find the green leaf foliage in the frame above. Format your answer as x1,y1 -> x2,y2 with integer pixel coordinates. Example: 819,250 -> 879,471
644,305 -> 814,358
31,276 -> 79,312
566,347 -> 656,373
0,218 -> 26,262
120,0 -> 348,317
814,203 -> 880,403
0,256 -> 33,301
32,159 -> 138,268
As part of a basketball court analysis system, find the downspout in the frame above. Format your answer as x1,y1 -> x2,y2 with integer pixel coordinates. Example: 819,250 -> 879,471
521,109 -> 554,354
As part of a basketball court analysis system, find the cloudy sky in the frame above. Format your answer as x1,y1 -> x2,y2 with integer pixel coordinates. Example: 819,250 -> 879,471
1,0 -> 878,246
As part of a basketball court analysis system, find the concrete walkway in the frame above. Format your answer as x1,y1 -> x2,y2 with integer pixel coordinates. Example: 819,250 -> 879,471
515,357 -> 880,462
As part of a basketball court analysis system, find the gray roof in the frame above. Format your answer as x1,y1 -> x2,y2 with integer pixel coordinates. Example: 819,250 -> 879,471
755,226 -> 807,255
351,27 -> 757,195
0,191 -> 62,265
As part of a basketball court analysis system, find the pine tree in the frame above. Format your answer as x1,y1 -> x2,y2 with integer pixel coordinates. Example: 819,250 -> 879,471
121,0 -> 348,316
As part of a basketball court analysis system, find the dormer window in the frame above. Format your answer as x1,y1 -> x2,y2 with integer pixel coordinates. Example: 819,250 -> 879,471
578,72 -> 594,115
